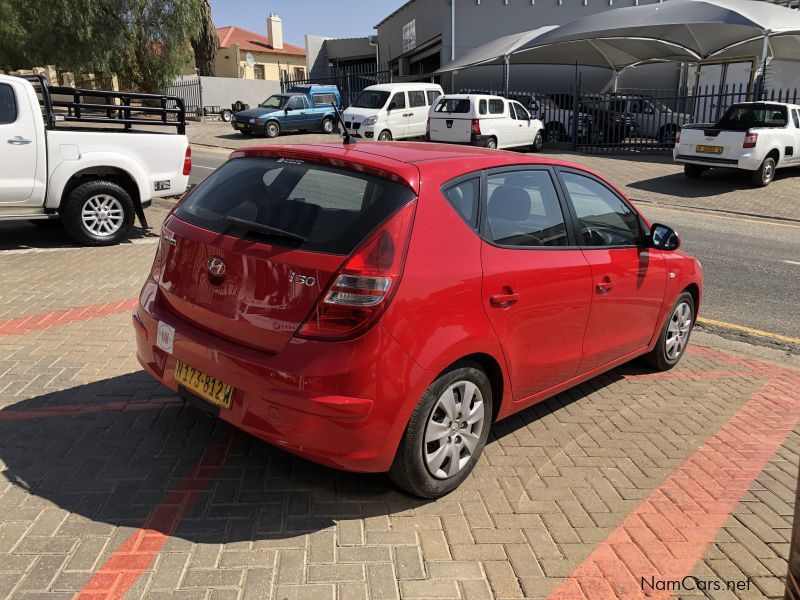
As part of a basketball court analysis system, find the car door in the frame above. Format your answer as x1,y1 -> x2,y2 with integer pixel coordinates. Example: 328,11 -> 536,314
512,102 -> 536,147
405,90 -> 428,138
0,81 -> 38,205
479,168 -> 593,401
557,169 -> 667,373
386,91 -> 408,138
283,96 -> 307,131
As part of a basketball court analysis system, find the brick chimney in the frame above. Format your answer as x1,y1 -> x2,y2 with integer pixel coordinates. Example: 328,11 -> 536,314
267,13 -> 283,50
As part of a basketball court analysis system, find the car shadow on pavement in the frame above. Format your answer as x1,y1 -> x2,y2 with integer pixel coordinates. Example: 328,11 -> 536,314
627,165 -> 800,198
0,365 -> 641,544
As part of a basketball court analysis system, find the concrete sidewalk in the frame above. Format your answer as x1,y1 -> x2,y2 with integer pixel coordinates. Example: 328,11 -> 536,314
185,120 -> 800,223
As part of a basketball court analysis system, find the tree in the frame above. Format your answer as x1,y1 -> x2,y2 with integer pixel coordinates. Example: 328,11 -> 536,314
192,0 -> 218,76
0,0 -> 205,92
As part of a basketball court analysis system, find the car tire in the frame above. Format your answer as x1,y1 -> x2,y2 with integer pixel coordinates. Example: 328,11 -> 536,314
265,121 -> 280,138
321,117 -> 335,134
220,110 -> 232,122
641,292 -> 695,371
486,137 -> 498,150
683,164 -> 705,179
378,130 -> 393,141
751,156 -> 776,187
389,362 -> 493,499
531,131 -> 544,153
658,125 -> 677,146
60,180 -> 135,246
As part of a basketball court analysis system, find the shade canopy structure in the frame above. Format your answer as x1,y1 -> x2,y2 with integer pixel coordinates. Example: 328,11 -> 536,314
436,26 -> 558,73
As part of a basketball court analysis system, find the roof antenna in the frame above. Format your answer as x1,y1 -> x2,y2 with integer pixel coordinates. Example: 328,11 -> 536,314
330,102 -> 355,145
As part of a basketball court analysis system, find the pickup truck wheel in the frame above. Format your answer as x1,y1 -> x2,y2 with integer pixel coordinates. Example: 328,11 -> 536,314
752,156 -> 776,187
265,121 -> 280,138
378,130 -> 393,141
389,362 -> 492,498
321,117 -> 335,134
61,180 -> 134,246
684,164 -> 705,179
530,131 -> 544,153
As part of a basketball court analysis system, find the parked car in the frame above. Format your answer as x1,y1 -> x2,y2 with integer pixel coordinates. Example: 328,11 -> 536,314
232,84 -> 341,138
610,94 -> 691,144
674,101 -> 800,186
133,140 -> 702,498
0,74 -> 190,246
341,83 -> 443,141
581,96 -> 637,143
428,94 -> 544,151
539,95 -> 594,143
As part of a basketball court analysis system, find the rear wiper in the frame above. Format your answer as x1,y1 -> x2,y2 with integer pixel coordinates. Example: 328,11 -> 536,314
224,216 -> 307,243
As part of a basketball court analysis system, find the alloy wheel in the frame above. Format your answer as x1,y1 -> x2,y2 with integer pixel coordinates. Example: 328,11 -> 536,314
423,380 -> 486,479
665,301 -> 692,360
81,194 -> 124,237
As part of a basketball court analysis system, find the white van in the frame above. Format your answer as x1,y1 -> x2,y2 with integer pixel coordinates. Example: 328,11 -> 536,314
342,83 -> 444,141
428,94 -> 544,151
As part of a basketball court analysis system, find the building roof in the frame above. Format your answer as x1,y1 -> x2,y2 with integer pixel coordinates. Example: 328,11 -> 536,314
374,0 -> 417,28
217,26 -> 306,57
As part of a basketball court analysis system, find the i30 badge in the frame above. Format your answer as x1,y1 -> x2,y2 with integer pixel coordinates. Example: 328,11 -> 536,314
207,256 -> 226,276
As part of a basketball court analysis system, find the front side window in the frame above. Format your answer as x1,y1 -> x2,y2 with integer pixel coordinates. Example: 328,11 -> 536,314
286,96 -> 306,110
0,84 -> 17,124
485,171 -> 568,247
488,99 -> 504,115
512,103 -> 529,120
390,92 -> 406,110
408,91 -> 426,107
561,172 -> 643,247
443,178 -> 479,226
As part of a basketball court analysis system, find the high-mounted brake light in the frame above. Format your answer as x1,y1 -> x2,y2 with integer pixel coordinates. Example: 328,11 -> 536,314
297,201 -> 416,340
471,119 -> 481,136
743,131 -> 758,148
182,145 -> 192,175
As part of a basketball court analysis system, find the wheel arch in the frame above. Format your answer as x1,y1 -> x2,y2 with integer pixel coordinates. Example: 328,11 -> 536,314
439,352 -> 506,424
47,156 -> 147,211
683,282 -> 701,322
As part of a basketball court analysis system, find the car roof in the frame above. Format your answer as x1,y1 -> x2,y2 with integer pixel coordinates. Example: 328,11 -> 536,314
439,94 -> 505,101
233,142 -> 599,193
364,83 -> 443,92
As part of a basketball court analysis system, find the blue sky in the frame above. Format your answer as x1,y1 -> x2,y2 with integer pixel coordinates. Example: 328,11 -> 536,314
208,1 -> 408,47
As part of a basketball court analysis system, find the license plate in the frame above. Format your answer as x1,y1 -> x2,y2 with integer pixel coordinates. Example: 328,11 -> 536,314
174,360 -> 234,409
234,123 -> 243,129
696,145 -> 723,154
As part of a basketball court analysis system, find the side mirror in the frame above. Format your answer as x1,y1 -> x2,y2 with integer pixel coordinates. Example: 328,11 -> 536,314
284,107 -> 292,113
388,101 -> 397,112
650,223 -> 680,251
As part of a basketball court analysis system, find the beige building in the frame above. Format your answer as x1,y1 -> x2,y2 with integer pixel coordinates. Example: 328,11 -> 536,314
215,14 -> 307,81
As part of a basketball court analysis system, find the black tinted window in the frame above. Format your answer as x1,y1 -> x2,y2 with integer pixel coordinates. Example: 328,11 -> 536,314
486,171 -> 568,247
175,158 -> 415,255
0,84 -> 16,124
434,98 -> 469,113
353,90 -> 390,109
488,99 -> 504,114
716,104 -> 788,129
443,178 -> 479,226
478,99 -> 487,115
561,172 -> 642,247
794,109 -> 800,128
408,91 -> 426,107
390,92 -> 406,109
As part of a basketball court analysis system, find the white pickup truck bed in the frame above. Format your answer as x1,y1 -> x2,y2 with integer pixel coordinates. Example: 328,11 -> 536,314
674,101 -> 800,187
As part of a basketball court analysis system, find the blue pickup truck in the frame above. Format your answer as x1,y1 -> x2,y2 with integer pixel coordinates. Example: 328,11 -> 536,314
232,85 -> 342,138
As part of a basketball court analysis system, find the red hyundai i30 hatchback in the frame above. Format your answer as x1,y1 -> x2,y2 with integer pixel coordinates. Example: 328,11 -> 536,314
133,141 -> 702,498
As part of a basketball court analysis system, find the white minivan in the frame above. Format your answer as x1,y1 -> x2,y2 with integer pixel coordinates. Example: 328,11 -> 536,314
428,94 -> 544,151
342,83 -> 444,141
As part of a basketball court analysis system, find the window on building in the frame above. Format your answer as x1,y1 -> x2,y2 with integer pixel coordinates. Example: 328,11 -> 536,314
408,90 -> 426,107
488,99 -> 504,115
293,67 -> 305,79
253,64 -> 265,80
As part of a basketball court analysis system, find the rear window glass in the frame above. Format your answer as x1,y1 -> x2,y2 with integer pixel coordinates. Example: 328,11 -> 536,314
716,104 -> 788,129
312,93 -> 337,106
488,99 -> 504,114
435,98 -> 470,113
0,84 -> 16,124
174,158 -> 415,255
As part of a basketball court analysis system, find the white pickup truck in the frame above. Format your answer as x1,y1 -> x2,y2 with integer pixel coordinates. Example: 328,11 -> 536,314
0,74 -> 190,244
674,101 -> 800,187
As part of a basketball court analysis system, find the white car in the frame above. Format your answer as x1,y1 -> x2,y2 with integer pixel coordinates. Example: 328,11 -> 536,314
674,101 -> 800,186
342,83 -> 443,141
427,94 -> 544,151
0,74 -> 190,245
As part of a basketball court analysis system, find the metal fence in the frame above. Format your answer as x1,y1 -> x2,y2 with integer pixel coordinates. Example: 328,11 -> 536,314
164,77 -> 203,118
282,64 -> 391,107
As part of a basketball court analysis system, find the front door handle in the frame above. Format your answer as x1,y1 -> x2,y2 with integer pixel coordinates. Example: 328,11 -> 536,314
7,136 -> 31,145
596,276 -> 613,294
489,291 -> 519,307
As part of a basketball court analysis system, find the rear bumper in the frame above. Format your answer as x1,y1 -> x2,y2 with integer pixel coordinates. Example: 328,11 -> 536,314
673,147 -> 762,170
133,277 -> 432,473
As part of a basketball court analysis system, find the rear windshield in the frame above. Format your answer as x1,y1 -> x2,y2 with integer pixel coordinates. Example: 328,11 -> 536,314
174,157 -> 416,255
434,98 -> 470,113
716,104 -> 788,130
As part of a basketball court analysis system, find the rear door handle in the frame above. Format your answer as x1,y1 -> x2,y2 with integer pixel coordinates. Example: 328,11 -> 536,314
489,292 -> 519,307
7,136 -> 31,145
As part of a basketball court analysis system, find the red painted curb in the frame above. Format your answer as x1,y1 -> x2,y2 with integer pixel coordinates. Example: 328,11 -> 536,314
0,299 -> 137,337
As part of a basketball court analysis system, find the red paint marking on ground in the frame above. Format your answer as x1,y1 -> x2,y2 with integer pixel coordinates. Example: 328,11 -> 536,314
0,398 -> 182,422
0,299 -> 137,338
75,437 -> 234,600
546,372 -> 800,600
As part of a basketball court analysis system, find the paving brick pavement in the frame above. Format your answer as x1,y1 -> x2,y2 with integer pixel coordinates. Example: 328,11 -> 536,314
0,220 -> 797,599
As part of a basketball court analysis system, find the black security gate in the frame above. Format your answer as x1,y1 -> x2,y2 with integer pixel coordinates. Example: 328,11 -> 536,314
164,77 -> 203,118
282,64 -> 391,107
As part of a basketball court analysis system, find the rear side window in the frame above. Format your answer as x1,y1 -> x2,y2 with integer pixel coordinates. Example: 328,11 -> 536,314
434,98 -> 470,113
312,93 -> 337,106
488,99 -> 504,114
479,99 -> 487,115
0,84 -> 16,124
390,92 -> 406,109
792,109 -> 799,128
426,90 -> 441,105
443,178 -> 479,226
408,91 -> 426,107
486,171 -> 568,247
174,158 -> 416,255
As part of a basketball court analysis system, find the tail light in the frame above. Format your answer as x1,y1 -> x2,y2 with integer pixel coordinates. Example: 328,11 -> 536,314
183,146 -> 192,175
743,131 -> 758,148
297,201 -> 417,340
471,119 -> 481,136
675,130 -> 681,144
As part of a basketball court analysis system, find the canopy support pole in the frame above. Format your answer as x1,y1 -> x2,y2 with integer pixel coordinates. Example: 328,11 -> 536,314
758,30 -> 771,99
503,54 -> 510,97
